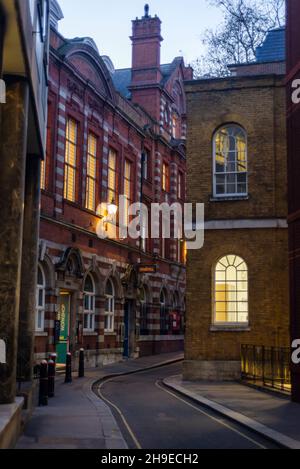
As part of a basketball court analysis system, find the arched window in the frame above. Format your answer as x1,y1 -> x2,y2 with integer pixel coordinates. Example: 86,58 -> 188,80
160,289 -> 169,335
36,265 -> 46,332
213,125 -> 247,197
105,279 -> 115,333
140,287 -> 149,335
214,255 -> 248,325
84,274 -> 95,332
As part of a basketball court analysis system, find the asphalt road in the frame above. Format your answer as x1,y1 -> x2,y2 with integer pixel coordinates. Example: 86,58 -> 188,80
95,362 -> 280,450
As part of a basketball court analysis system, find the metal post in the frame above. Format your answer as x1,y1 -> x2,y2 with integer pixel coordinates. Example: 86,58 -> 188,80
78,349 -> 85,378
39,361 -> 48,406
65,352 -> 72,384
262,346 -> 265,387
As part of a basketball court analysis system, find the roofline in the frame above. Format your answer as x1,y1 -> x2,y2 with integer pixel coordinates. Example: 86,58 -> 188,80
184,72 -> 285,86
228,60 -> 286,68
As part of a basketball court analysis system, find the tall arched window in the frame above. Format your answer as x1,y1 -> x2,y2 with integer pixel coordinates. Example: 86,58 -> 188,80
160,289 -> 169,335
36,265 -> 46,332
105,279 -> 115,333
213,125 -> 247,197
214,255 -> 248,325
84,274 -> 95,332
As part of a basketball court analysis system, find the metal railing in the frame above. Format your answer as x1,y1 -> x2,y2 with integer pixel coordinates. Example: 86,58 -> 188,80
241,345 -> 291,392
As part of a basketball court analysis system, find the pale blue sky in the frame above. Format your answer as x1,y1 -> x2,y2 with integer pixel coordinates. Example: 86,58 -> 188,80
58,0 -> 223,69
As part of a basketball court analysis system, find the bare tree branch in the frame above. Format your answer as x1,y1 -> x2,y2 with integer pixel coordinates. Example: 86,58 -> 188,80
192,0 -> 286,78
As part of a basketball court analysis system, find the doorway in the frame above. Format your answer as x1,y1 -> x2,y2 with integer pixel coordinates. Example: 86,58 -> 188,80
123,300 -> 136,358
56,292 -> 71,365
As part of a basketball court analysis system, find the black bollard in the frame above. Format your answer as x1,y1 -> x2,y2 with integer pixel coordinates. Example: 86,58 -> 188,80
78,348 -> 85,378
39,360 -> 48,406
49,353 -> 57,367
48,360 -> 55,398
65,352 -> 72,383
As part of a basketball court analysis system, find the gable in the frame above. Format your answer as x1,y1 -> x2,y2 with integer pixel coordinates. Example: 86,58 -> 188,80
68,53 -> 110,97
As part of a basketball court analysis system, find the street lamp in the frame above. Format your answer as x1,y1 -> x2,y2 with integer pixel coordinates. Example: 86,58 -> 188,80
107,200 -> 118,218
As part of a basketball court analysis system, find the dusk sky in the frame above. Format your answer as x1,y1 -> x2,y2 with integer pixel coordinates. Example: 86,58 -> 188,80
58,0 -> 223,69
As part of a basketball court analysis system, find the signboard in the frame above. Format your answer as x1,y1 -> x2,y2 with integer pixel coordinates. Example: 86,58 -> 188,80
56,294 -> 70,364
137,264 -> 158,274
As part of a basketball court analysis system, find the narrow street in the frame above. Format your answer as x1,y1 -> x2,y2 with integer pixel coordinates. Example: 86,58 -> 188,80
95,363 -> 280,450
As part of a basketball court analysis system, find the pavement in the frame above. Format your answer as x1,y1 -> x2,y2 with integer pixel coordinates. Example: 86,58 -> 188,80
164,375 -> 300,450
15,352 -> 183,450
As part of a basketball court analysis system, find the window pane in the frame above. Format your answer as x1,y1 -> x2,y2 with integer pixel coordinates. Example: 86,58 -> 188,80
214,125 -> 247,197
214,255 -> 248,324
38,289 -> 44,307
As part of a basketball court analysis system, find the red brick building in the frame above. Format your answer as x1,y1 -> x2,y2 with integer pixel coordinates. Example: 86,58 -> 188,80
286,0 -> 300,402
35,1 -> 192,366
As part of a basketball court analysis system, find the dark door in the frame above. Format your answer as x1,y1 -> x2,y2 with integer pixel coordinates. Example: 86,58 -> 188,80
123,300 -> 136,358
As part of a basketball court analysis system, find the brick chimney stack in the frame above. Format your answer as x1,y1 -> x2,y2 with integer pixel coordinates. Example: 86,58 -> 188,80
130,5 -> 163,118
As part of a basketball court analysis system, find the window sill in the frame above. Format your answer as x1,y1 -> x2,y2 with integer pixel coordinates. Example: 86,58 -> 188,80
210,325 -> 251,332
35,331 -> 48,337
83,331 -> 98,336
104,332 -> 117,336
210,196 -> 249,202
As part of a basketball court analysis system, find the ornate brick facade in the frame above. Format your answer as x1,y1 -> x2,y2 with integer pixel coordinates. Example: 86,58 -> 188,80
35,2 -> 191,366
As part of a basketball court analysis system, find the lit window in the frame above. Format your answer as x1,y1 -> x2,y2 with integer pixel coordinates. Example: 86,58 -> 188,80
162,163 -> 169,192
123,160 -> 132,225
64,118 -> 78,202
213,125 -> 247,197
86,133 -> 97,212
108,149 -> 117,205
214,255 -> 248,325
105,279 -> 115,333
83,274 -> 95,332
41,160 -> 46,190
36,265 -> 46,332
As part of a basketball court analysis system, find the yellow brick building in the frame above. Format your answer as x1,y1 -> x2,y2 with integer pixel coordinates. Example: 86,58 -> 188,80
184,29 -> 289,380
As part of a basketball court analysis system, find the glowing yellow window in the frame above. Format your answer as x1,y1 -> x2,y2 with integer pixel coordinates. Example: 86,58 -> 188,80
214,255 -> 248,324
64,118 -> 78,202
124,160 -> 132,224
108,149 -> 117,205
86,133 -> 97,211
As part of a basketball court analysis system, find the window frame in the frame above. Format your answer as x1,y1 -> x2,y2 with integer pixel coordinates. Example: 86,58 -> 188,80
213,255 -> 249,327
213,124 -> 248,199
83,274 -> 96,332
36,264 -> 46,332
105,279 -> 115,333
85,132 -> 98,212
64,118 -> 78,203
107,148 -> 118,205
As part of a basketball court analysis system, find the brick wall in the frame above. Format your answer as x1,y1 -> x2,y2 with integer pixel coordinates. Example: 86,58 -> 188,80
184,73 -> 289,380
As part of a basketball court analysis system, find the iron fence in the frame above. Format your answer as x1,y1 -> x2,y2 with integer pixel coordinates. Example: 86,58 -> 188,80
241,345 -> 291,392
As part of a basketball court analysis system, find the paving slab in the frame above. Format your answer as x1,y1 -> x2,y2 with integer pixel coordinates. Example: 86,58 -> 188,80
164,375 -> 300,450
